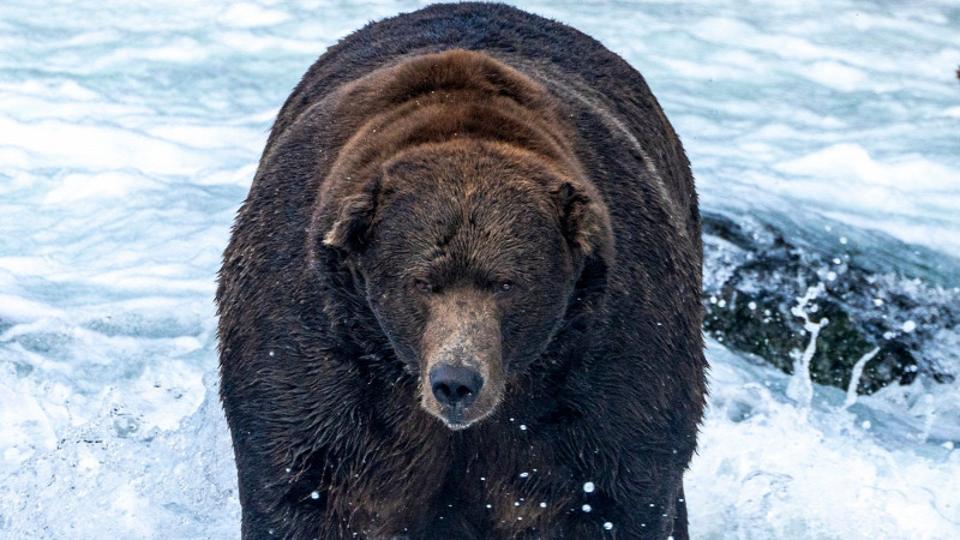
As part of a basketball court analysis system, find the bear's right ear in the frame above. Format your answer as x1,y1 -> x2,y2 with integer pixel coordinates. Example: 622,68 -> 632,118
321,177 -> 381,252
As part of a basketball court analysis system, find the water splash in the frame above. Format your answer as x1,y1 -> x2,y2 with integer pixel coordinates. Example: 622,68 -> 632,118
786,284 -> 827,408
842,347 -> 881,411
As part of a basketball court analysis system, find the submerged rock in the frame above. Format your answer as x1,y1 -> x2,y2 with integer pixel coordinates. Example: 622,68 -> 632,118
702,211 -> 959,394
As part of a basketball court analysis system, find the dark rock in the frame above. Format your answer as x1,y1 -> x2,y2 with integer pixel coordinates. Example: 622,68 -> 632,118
702,211 -> 958,394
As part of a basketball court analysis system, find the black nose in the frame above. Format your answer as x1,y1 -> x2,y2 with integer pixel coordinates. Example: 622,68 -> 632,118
430,364 -> 484,409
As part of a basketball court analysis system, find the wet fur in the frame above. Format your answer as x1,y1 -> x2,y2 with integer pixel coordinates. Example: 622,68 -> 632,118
218,3 -> 705,539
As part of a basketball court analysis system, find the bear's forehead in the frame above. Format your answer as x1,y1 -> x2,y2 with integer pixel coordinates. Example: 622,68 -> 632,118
384,186 -> 556,246
381,140 -> 559,208
372,187 -> 565,278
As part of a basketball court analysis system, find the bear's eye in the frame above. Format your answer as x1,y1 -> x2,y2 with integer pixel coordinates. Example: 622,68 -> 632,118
496,281 -> 515,294
413,278 -> 433,294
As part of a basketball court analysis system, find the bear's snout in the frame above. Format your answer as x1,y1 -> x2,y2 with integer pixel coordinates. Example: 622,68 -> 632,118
430,363 -> 484,411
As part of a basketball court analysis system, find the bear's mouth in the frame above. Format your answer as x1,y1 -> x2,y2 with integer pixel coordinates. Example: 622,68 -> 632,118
440,415 -> 471,431
428,405 -> 497,431
430,396 -> 501,430
443,419 -> 476,431
421,376 -> 503,430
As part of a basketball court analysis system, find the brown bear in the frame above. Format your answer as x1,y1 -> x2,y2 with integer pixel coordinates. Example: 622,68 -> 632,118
217,3 -> 706,539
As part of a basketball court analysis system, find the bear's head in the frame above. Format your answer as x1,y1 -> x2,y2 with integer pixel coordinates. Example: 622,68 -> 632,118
318,140 -> 612,429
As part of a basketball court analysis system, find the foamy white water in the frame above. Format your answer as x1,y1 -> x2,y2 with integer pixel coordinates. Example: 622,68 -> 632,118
1,1 -> 958,538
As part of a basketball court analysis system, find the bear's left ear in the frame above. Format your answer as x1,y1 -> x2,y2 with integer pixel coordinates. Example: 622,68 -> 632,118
322,176 -> 381,252
551,180 -> 614,262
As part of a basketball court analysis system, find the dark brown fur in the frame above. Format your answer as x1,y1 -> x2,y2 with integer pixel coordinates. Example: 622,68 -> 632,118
218,4 -> 705,539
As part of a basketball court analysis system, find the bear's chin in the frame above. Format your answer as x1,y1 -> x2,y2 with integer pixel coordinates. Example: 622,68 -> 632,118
441,420 -> 472,431
434,414 -> 486,431
423,402 -> 498,431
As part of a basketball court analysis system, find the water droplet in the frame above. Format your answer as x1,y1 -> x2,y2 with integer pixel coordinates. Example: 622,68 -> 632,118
583,481 -> 595,493
581,504 -> 592,512
310,491 -> 319,500
520,472 -> 529,478
604,522 -> 614,530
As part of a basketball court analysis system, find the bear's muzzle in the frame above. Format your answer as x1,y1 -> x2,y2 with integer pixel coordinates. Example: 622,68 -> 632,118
419,288 -> 505,429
